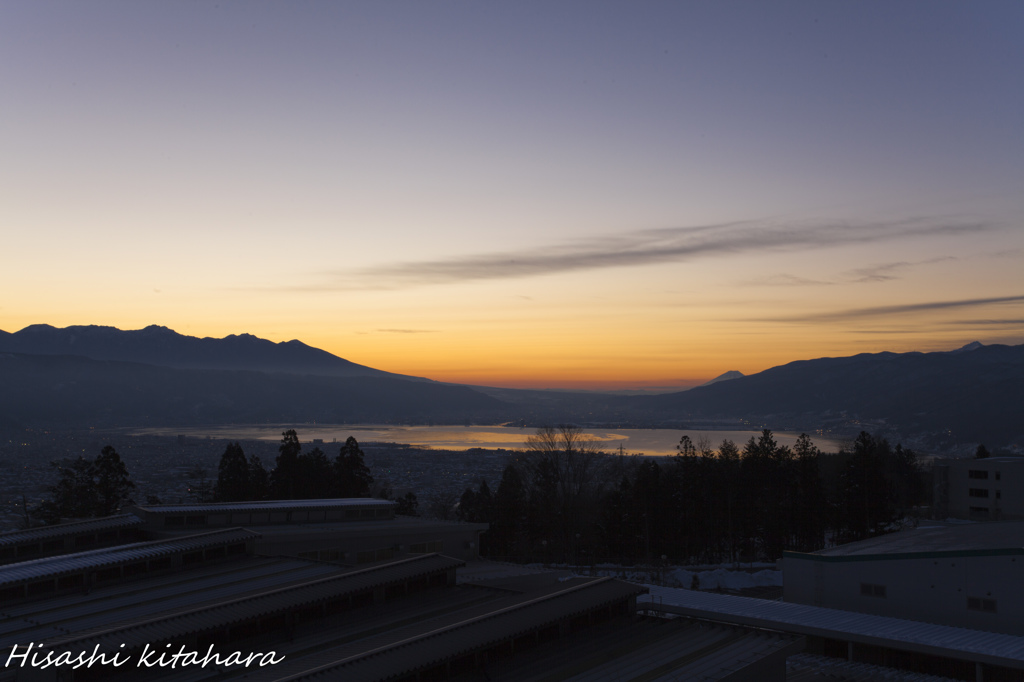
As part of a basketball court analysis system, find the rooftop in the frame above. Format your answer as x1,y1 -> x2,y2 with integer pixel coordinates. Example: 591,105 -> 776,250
0,528 -> 259,587
788,520 -> 1024,559
640,585 -> 1024,671
0,514 -> 142,547
128,498 -> 395,515
0,554 -> 341,650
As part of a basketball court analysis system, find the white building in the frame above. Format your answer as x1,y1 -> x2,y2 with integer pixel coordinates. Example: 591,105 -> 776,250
932,456 -> 1024,520
783,521 -> 1024,635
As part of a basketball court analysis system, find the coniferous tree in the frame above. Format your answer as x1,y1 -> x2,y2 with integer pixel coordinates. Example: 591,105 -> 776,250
841,432 -> 894,541
248,455 -> 270,500
491,463 -> 529,558
36,446 -> 134,523
395,492 -> 420,516
272,429 -> 302,499
93,446 -> 135,516
335,437 -> 373,497
215,442 -> 250,502
297,447 -> 334,498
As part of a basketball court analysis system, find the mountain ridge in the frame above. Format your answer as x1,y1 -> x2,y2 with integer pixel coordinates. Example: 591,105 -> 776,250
0,324 -> 428,382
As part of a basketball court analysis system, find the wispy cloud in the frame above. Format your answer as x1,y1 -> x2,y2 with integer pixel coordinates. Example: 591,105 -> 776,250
748,256 -> 956,287
297,216 -> 989,291
947,319 -> 1024,326
748,274 -> 836,287
375,328 -> 437,334
758,295 -> 1024,323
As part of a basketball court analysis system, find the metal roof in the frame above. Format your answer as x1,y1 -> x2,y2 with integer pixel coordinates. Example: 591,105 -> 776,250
0,556 -> 340,649
0,514 -> 142,547
128,499 -> 395,515
640,585 -> 1024,671
266,577 -> 647,682
0,528 -> 260,587
791,519 -> 1024,559
42,553 -> 464,652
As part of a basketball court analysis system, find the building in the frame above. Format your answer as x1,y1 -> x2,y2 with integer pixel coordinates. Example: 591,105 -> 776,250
783,520 -> 1024,636
933,456 -> 1024,521
0,498 -> 811,682
640,586 -> 1024,682
127,498 -> 487,564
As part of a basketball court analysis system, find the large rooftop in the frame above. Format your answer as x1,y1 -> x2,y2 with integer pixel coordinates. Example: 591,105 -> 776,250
0,528 -> 259,587
128,498 -> 395,514
641,585 -> 1024,671
790,520 -> 1024,559
0,514 -> 141,547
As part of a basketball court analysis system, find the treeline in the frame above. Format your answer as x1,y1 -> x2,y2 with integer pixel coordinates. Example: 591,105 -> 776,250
457,427 -> 926,564
33,430 -> 376,524
213,430 -> 374,501
34,446 -> 135,524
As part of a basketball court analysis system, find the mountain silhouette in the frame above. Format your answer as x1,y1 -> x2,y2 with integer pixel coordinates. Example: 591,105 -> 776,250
0,324 -> 425,381
633,343 -> 1024,446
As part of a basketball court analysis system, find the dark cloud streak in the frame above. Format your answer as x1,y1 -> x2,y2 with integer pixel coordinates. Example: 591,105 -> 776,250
758,295 -> 1024,323
306,217 -> 989,291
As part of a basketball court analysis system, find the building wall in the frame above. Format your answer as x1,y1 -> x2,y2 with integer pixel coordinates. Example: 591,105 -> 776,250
933,457 -> 1024,521
784,553 -> 1024,634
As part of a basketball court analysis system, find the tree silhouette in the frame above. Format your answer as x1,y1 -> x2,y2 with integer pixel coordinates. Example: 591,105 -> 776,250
215,442 -> 250,502
272,429 -> 302,499
36,446 -> 135,523
335,437 -> 373,497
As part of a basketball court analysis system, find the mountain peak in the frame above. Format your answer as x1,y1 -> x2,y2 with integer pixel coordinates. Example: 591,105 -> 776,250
950,341 -> 985,353
701,370 -> 744,387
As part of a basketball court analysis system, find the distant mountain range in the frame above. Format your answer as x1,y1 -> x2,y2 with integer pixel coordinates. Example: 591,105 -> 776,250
633,342 -> 1024,448
1,325 -> 1021,449
0,324 -> 426,381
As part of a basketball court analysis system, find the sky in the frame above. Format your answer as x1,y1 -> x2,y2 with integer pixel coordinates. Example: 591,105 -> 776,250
2,2 -> 1022,389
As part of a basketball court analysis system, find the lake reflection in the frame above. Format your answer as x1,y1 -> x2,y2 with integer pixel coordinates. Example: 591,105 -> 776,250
129,424 -> 847,456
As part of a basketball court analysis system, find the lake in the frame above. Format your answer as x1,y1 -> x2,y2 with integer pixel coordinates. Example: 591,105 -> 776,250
129,424 -> 848,456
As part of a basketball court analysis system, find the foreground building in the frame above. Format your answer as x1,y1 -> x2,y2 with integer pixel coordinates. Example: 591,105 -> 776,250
0,499 -> 797,682
783,520 -> 1024,636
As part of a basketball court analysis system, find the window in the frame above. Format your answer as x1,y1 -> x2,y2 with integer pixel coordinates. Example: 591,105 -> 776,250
996,472 -> 1001,481
968,597 -> 997,613
968,470 -> 988,479
969,488 -> 989,498
860,583 -> 887,598
996,490 -> 1001,499
969,506 -> 989,516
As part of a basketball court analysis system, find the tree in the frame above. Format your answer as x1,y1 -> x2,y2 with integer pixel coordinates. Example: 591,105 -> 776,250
216,442 -> 250,502
94,446 -> 135,515
297,447 -> 334,498
793,434 -> 826,552
272,430 -> 302,499
975,444 -> 991,459
841,432 -> 894,541
395,492 -> 420,516
36,446 -> 135,523
248,455 -> 270,500
522,425 -> 605,561
490,463 -> 529,558
335,437 -> 373,497
458,480 -> 494,523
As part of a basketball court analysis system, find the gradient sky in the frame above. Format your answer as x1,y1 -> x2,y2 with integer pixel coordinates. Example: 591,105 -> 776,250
2,2 -> 1022,389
